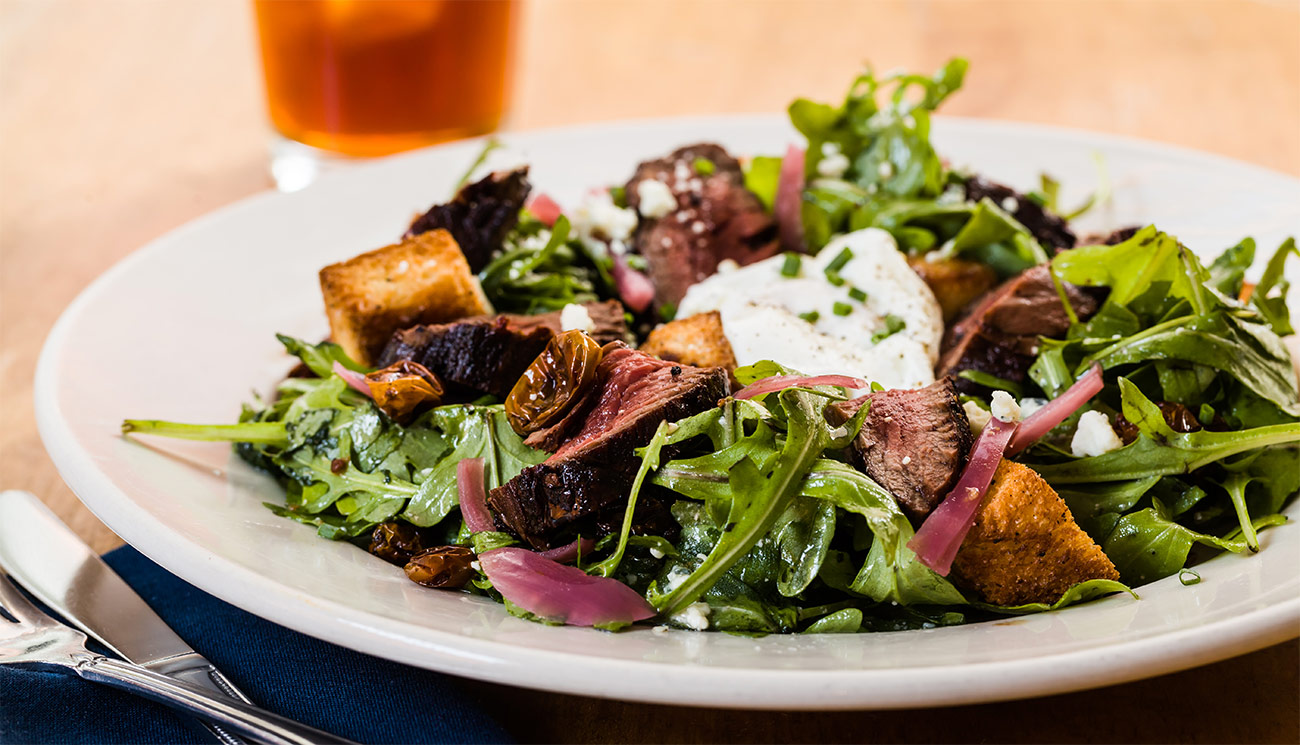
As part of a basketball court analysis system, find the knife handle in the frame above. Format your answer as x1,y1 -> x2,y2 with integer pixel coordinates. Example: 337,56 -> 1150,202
73,654 -> 356,745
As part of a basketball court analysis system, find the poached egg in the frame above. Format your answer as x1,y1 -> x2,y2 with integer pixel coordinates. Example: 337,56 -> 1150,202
676,228 -> 943,391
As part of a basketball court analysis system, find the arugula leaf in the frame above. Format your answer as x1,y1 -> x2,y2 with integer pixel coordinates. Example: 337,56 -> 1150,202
653,502 -> 798,634
1218,472 -> 1260,552
786,60 -> 1069,279
651,390 -> 836,617
1251,237 -> 1298,335
402,405 -> 544,526
1101,499 -> 1285,584
1079,311 -> 1299,416
454,137 -> 502,191
850,516 -> 967,606
1208,237 -> 1255,298
744,155 -> 783,212
276,334 -> 369,376
1054,227 -> 1204,310
772,497 -> 836,597
478,215 -> 617,314
801,608 -> 863,634
1047,227 -> 1299,416
121,419 -> 288,446
974,579 -> 1134,615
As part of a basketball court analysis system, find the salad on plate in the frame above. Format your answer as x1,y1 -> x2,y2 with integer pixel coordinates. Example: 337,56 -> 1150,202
124,59 -> 1300,634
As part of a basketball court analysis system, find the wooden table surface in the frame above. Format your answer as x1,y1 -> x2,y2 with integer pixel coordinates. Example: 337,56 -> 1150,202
2,0 -> 1298,742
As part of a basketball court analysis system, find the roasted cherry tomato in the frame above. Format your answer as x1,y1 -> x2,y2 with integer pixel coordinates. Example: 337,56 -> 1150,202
364,360 -> 444,423
505,330 -> 604,436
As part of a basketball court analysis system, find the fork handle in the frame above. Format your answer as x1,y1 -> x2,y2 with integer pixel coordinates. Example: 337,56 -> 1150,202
72,654 -> 355,745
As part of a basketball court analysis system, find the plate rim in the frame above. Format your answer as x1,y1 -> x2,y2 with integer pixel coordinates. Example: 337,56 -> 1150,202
33,113 -> 1300,710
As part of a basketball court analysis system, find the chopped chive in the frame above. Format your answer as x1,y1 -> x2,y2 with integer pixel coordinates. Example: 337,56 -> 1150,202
832,302 -> 853,316
780,252 -> 802,277
825,247 -> 854,274
870,314 -> 906,343
824,270 -> 846,286
798,310 -> 821,324
692,157 -> 716,175
659,303 -> 677,322
608,185 -> 627,208
848,286 -> 869,303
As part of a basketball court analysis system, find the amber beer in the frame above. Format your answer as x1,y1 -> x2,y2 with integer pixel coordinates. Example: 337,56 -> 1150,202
254,0 -> 515,157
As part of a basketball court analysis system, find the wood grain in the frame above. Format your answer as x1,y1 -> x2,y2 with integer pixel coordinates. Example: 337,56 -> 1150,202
1,1 -> 1297,742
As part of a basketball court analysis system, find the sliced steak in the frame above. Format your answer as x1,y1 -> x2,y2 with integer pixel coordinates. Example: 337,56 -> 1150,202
827,378 -> 972,520
406,167 -> 531,272
377,301 -> 629,398
963,175 -> 1075,252
626,144 -> 779,308
489,347 -> 729,548
938,265 -> 1106,394
505,299 -> 630,345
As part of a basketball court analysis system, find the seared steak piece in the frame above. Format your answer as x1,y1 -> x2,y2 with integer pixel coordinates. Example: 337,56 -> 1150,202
827,378 -> 972,520
377,301 -> 629,398
593,491 -> 681,543
625,144 -> 779,308
489,347 -> 729,548
504,299 -> 630,345
938,265 -> 1106,394
406,167 -> 531,272
963,175 -> 1075,252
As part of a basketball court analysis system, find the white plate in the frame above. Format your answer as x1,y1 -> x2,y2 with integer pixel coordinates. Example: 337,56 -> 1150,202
35,115 -> 1300,710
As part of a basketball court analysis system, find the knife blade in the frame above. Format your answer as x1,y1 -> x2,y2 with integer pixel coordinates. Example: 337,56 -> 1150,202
0,490 -> 252,744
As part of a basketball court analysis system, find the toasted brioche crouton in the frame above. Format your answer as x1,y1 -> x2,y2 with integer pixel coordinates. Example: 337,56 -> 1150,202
952,460 -> 1118,606
319,229 -> 491,366
639,311 -> 737,370
908,256 -> 998,322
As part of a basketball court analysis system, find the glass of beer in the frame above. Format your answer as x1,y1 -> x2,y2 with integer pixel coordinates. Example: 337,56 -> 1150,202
253,0 -> 517,190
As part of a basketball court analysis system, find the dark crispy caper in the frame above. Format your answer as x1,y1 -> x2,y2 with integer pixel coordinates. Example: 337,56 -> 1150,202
404,546 -> 478,589
364,360 -> 444,423
505,329 -> 604,436
368,521 -> 425,565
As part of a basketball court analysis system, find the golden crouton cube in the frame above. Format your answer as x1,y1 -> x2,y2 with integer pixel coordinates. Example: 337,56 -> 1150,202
639,311 -> 737,370
319,229 -> 491,366
908,256 -> 998,322
951,460 -> 1119,606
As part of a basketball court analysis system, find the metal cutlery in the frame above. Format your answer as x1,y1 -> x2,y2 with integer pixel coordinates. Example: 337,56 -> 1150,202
0,569 -> 354,745
0,490 -> 253,744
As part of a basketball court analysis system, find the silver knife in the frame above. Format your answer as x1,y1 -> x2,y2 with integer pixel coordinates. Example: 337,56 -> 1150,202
0,490 -> 252,745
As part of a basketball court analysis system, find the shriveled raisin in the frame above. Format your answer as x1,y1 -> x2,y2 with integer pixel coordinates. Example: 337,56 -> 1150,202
404,546 -> 477,589
368,522 -> 425,565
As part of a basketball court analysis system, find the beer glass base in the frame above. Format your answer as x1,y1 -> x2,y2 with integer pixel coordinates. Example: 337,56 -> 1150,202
268,135 -> 362,193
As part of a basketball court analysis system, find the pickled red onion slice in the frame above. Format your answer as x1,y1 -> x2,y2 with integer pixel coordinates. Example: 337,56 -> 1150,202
774,145 -> 806,253
611,253 -> 655,313
455,457 -> 494,533
734,374 -> 868,400
1005,364 -> 1104,456
907,416 -> 1018,576
332,361 -> 372,397
478,547 -> 657,627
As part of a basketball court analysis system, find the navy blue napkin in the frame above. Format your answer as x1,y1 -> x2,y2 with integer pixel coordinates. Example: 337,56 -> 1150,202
0,546 -> 511,745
